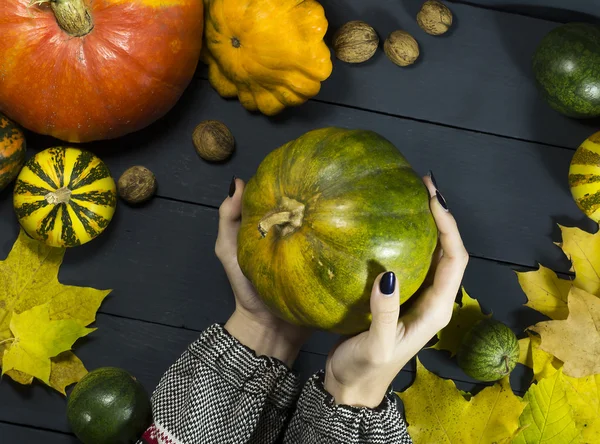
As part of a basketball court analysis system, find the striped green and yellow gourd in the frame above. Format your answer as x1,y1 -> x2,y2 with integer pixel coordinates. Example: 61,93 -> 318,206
569,131 -> 600,222
0,114 -> 26,192
13,147 -> 117,247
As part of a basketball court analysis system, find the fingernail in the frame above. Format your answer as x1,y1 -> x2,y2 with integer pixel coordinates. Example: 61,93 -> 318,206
436,190 -> 449,212
379,271 -> 396,296
228,176 -> 236,198
428,170 -> 438,190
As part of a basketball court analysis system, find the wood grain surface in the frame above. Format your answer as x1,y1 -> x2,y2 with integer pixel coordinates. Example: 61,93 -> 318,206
0,0 -> 595,439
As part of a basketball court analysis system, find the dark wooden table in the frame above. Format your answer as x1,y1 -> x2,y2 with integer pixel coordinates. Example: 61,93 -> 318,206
1,0 -> 598,441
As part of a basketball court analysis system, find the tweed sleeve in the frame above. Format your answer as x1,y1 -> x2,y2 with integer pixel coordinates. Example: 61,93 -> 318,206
283,371 -> 413,444
138,323 -> 301,444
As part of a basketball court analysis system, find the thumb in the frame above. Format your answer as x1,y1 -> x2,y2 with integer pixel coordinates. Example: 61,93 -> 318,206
369,272 -> 400,347
216,177 -> 245,261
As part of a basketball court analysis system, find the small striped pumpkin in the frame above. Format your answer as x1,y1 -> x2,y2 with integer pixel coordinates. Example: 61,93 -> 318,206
13,147 -> 117,247
0,114 -> 26,192
569,131 -> 600,222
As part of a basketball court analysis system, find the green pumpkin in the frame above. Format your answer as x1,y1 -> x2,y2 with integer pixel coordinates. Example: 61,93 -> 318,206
67,367 -> 151,444
457,319 -> 520,382
0,113 -> 26,192
238,127 -> 437,335
533,23 -> 600,118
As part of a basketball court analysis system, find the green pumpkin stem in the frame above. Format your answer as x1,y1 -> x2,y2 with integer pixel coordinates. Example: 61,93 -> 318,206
45,186 -> 72,205
503,355 -> 509,374
29,0 -> 94,37
258,197 -> 305,238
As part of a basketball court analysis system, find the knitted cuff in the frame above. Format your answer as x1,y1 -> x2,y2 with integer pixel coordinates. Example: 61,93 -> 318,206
297,371 -> 411,443
189,323 -> 301,410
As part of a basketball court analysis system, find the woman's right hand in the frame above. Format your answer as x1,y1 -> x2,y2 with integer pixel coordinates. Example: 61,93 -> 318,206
323,175 -> 468,408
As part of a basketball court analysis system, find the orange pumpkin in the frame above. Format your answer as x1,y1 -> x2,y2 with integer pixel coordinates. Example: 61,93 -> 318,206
0,0 -> 204,143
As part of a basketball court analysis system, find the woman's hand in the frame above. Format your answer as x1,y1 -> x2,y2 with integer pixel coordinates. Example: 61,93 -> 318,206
324,175 -> 468,408
217,177 -> 311,367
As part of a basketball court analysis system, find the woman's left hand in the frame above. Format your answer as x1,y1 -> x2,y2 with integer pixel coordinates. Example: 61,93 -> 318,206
217,177 -> 311,367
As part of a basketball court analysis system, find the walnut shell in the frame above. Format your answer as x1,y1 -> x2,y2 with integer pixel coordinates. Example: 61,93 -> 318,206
193,120 -> 235,162
384,31 -> 420,67
333,21 -> 379,63
118,166 -> 157,204
417,0 -> 453,36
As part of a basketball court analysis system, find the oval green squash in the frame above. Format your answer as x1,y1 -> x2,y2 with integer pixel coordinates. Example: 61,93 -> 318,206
457,319 -> 519,382
238,127 -> 437,335
533,23 -> 600,118
13,147 -> 117,247
67,367 -> 151,444
0,113 -> 26,192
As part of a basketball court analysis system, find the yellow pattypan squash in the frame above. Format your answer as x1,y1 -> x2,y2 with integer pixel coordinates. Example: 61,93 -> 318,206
201,0 -> 333,115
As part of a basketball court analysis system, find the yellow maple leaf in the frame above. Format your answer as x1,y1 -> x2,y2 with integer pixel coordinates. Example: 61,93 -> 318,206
562,373 -> 600,443
0,230 -> 110,391
1,304 -> 94,385
530,286 -> 600,378
557,225 -> 600,297
429,288 -> 491,357
513,369 -> 581,443
1,352 -> 88,394
49,351 -> 88,396
397,358 -> 525,443
516,265 -> 571,319
517,333 -> 562,382
0,229 -> 110,329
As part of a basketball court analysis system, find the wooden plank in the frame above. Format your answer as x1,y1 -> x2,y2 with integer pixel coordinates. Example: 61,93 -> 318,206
192,0 -> 599,148
0,422 -> 78,444
22,85 -> 593,272
451,0 -> 600,22
0,313 -> 427,434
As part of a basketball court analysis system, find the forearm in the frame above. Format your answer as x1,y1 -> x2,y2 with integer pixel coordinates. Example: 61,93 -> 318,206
224,308 -> 302,367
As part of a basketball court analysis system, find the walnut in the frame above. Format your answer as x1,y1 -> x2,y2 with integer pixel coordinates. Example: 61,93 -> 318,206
333,21 -> 379,63
118,166 -> 157,204
384,31 -> 420,67
192,120 -> 235,162
417,0 -> 453,36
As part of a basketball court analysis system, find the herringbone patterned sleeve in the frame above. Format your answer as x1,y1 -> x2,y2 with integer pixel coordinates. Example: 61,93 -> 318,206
138,324 -> 412,444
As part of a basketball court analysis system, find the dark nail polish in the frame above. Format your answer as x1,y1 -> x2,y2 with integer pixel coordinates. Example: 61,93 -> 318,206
436,190 -> 449,211
428,170 -> 438,190
228,176 -> 236,197
380,272 -> 396,296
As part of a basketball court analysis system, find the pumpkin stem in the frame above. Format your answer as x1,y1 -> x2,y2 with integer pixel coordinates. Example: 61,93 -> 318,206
503,355 -> 510,374
29,0 -> 94,37
258,197 -> 305,238
45,186 -> 72,205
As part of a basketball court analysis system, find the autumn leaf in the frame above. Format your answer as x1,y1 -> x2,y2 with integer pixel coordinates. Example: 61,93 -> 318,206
563,373 -> 600,443
429,288 -> 491,356
516,265 -> 571,320
397,358 -> 525,443
557,224 -> 600,296
0,229 -> 110,328
517,333 -> 562,382
1,304 -> 94,384
513,369 -> 581,443
0,229 -> 110,391
530,286 -> 600,378
49,351 -> 88,396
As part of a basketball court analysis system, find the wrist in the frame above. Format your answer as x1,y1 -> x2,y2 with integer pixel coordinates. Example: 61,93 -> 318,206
224,309 -> 302,367
324,374 -> 387,409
